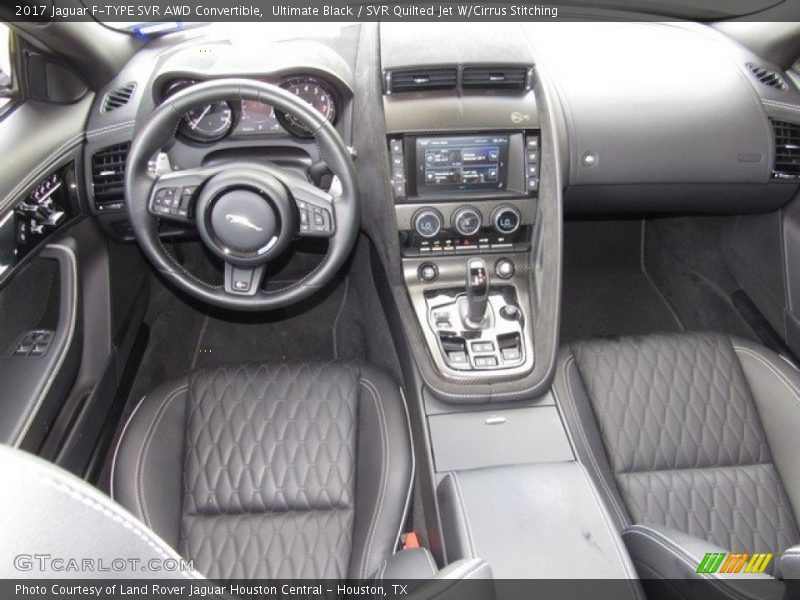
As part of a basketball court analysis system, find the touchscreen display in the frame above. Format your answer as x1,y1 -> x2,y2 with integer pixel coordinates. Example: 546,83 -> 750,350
415,134 -> 509,195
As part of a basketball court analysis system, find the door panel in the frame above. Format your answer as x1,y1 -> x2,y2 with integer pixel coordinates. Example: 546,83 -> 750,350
0,28 -> 93,453
0,241 -> 82,450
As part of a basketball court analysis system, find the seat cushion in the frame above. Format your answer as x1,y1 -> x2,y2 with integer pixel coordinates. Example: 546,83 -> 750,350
112,360 -> 412,580
555,332 -> 800,577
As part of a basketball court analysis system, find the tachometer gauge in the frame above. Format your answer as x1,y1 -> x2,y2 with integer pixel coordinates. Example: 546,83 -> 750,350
276,77 -> 338,138
179,101 -> 233,143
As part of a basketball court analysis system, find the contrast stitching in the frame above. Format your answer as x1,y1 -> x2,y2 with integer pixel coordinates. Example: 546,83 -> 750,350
156,239 -> 222,290
86,120 -> 136,137
762,99 -> 800,114
110,394 -> 148,501
263,253 -> 330,295
445,559 -> 485,580
624,526 -> 702,570
135,383 -> 188,528
624,526 -> 759,600
574,463 -> 639,582
392,386 -> 415,556
562,356 -> 630,526
734,346 -> 800,402
359,378 -> 389,578
36,473 -> 198,580
451,472 -> 478,559
423,549 -> 437,575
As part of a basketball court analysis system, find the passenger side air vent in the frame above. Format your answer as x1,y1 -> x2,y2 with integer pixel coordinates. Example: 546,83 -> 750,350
91,142 -> 130,211
771,119 -> 800,179
747,64 -> 788,91
101,82 -> 137,113
387,68 -> 457,93
462,66 -> 529,90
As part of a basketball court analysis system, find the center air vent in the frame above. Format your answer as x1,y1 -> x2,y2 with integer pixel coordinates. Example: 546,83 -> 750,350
91,142 -> 130,211
747,64 -> 788,91
387,68 -> 457,93
462,66 -> 529,90
101,82 -> 137,113
771,119 -> 800,179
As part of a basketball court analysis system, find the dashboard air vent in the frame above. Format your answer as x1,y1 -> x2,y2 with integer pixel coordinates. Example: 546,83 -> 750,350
388,68 -> 457,93
91,142 -> 130,211
747,64 -> 787,91
771,119 -> 800,179
462,66 -> 529,90
101,82 -> 137,113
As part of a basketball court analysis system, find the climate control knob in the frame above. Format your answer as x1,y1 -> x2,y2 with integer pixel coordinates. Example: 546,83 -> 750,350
413,208 -> 443,238
492,205 -> 522,235
452,206 -> 482,237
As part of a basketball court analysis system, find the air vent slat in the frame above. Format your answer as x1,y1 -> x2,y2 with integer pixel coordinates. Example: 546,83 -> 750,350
747,64 -> 787,91
102,82 -> 137,113
462,66 -> 528,90
771,119 -> 800,179
91,143 -> 130,211
388,67 -> 457,93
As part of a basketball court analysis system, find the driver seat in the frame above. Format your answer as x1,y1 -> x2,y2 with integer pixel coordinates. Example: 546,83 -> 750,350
111,360 -> 412,580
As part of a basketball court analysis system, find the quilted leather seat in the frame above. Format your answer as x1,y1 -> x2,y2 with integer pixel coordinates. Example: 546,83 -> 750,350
555,332 -> 800,588
112,360 -> 412,580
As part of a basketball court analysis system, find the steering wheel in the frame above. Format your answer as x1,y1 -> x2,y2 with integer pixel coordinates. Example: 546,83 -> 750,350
124,78 -> 359,311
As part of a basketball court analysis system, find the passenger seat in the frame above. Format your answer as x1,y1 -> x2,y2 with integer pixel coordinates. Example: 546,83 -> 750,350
554,332 -> 800,596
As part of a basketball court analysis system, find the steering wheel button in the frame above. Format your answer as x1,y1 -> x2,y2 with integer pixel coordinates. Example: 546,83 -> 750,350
299,209 -> 309,224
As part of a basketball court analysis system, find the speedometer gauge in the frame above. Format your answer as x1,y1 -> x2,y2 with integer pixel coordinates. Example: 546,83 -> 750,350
276,77 -> 338,138
179,101 -> 233,143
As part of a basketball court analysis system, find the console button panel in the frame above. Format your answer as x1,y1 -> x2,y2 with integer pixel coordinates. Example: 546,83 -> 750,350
427,288 -> 528,371
526,134 -> 540,192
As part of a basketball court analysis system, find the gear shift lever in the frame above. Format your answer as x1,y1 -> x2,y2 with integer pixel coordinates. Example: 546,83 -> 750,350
465,258 -> 489,326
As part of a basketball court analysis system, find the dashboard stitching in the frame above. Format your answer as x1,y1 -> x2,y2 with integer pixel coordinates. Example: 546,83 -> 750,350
762,99 -> 800,114
86,120 -> 136,138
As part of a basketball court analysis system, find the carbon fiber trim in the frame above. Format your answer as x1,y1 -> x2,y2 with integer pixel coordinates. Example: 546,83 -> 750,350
403,253 -> 535,381
384,92 -> 539,134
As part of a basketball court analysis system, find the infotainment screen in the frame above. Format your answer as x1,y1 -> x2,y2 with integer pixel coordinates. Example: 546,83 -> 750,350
414,134 -> 509,195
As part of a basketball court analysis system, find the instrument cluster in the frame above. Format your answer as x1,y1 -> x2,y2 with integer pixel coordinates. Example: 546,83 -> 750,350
162,75 -> 340,143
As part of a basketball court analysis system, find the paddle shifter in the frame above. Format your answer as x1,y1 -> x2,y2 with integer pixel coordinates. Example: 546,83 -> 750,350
465,258 -> 490,327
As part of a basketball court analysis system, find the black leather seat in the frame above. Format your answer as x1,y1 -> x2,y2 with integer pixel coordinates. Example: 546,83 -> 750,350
555,332 -> 800,588
112,360 -> 412,580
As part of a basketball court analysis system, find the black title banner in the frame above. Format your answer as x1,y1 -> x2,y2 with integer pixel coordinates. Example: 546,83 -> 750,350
5,0 -> 799,23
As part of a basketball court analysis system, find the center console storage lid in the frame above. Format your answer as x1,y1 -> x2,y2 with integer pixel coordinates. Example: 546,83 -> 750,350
437,461 -> 642,591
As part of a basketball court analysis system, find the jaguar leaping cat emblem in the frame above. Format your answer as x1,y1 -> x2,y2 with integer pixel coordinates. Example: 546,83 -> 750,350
225,214 -> 263,232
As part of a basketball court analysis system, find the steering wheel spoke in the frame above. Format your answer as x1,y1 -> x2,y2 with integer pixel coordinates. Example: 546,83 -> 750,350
147,168 -> 213,225
224,262 -> 266,296
289,176 -> 337,239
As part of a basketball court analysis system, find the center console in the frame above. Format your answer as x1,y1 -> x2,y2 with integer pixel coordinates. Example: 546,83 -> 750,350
366,23 -> 639,589
389,129 -> 541,379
